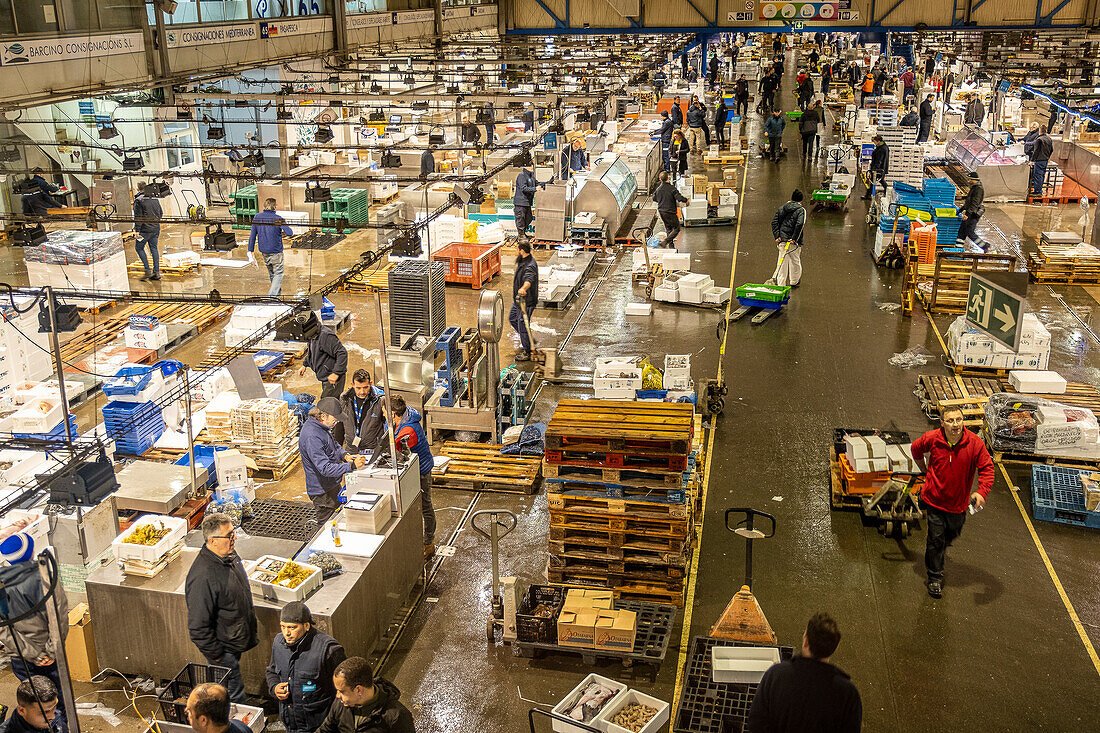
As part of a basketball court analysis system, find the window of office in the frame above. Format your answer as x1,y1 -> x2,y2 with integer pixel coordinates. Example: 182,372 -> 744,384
148,0 -> 200,25
11,0 -> 61,34
166,133 -> 196,168
198,0 -> 249,21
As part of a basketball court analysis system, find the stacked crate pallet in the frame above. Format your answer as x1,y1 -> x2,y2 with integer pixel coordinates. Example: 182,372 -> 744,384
226,399 -> 301,480
1026,241 -> 1100,285
543,400 -> 697,607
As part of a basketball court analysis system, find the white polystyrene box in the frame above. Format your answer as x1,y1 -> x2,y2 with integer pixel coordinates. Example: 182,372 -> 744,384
711,645 -> 781,684
1009,370 -> 1066,394
112,514 -> 187,564
551,674 -> 628,733
595,689 -> 671,733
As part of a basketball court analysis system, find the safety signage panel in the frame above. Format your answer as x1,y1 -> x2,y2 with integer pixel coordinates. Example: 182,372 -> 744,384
966,273 -> 1025,352
759,2 -> 839,20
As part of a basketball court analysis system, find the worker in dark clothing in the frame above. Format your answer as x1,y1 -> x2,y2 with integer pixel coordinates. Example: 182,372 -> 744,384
771,190 -> 806,287
185,512 -> 259,703
653,171 -> 688,248
686,65 -> 698,83
864,135 -> 889,199
957,172 -> 986,250
300,324 -> 349,399
560,137 -> 589,178
653,68 -> 667,95
700,103 -> 712,147
910,406 -> 994,598
746,612 -> 862,733
522,106 -> 535,132
29,168 -> 61,207
336,369 -> 386,453
759,71 -> 779,113
799,101 -> 823,160
924,55 -> 935,79
248,198 -> 294,297
848,61 -> 862,88
808,48 -> 820,72
1022,121 -> 1041,157
1030,126 -> 1054,196
797,74 -> 814,111
772,56 -> 784,88
266,603 -> 346,733
461,118 -> 481,147
734,75 -> 750,117
685,101 -> 706,153
21,191 -> 52,216
316,657 -> 414,733
481,103 -> 495,145
900,107 -> 919,127
133,181 -> 163,281
964,95 -> 985,126
944,70 -> 955,103
418,147 -> 435,179
513,164 -> 540,241
917,94 -> 935,143
669,129 -> 690,179
821,63 -> 832,96
714,97 -> 729,149
900,67 -> 916,104
670,97 -> 684,128
2,676 -> 62,733
772,36 -> 783,56
185,684 -> 253,733
658,110 -> 675,170
299,398 -> 366,525
509,240 -> 539,360
763,109 -> 785,161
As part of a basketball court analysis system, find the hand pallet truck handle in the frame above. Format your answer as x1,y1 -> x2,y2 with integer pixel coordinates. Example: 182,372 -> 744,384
469,509 -> 518,540
724,507 -> 776,538
528,708 -> 601,733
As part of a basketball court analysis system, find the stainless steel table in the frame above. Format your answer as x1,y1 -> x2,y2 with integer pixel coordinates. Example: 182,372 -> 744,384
86,501 -> 423,693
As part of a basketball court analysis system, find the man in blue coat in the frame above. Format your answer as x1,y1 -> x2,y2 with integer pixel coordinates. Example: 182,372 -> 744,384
513,165 -> 540,242
266,602 -> 346,733
391,395 -> 436,558
299,397 -> 366,524
560,138 -> 589,179
248,198 -> 294,297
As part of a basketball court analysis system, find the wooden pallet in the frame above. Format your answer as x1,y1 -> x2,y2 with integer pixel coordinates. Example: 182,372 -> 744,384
920,251 -> 1016,314
59,302 -> 231,364
547,571 -> 685,606
340,260 -> 395,292
545,400 -> 694,453
548,492 -> 691,520
126,262 -> 200,277
549,553 -> 687,578
543,461 -> 682,488
544,447 -> 689,471
548,523 -> 691,553
917,374 -> 1000,425
431,442 -> 542,494
991,449 -> 1100,470
548,541 -> 688,567
1026,252 -> 1100,284
1000,382 -> 1100,414
703,154 -> 745,166
829,448 -> 862,511
79,299 -> 116,315
547,482 -> 686,505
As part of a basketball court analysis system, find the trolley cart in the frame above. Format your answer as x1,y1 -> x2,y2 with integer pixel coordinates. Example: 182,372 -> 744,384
862,474 -> 925,538
469,509 -> 518,642
727,283 -> 790,325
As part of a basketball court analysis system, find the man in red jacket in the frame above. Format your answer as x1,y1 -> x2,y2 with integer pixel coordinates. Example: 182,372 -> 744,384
910,406 -> 994,598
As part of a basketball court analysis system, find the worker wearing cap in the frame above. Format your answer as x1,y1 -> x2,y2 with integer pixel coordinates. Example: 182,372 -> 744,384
910,406 -> 994,599
299,397 -> 366,525
390,395 -> 435,558
266,602 -> 346,733
300,324 -> 348,399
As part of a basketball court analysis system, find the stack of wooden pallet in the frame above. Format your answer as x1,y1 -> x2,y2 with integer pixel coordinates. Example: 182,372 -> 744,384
543,400 -> 697,607
1026,242 -> 1100,284
430,442 -> 543,494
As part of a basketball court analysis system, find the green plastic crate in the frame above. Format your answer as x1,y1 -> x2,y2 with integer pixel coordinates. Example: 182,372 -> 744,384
785,110 -> 803,120
736,283 -> 791,302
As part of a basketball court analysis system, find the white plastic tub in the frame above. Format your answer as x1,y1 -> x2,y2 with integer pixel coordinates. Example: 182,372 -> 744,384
550,674 -> 627,733
711,645 -> 781,684
246,555 -> 323,604
595,689 -> 670,733
112,514 -> 187,564
11,398 -> 62,434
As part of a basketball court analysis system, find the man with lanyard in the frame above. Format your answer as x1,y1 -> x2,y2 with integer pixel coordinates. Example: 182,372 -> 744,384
910,406 -> 994,598
770,190 -> 806,288
337,369 -> 386,454
265,602 -> 346,733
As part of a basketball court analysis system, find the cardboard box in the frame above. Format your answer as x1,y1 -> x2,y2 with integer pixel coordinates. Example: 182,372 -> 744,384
480,197 -> 496,214
215,449 -> 250,486
692,174 -> 708,195
707,183 -> 721,206
845,434 -> 887,460
593,609 -> 637,651
496,180 -> 513,199
65,603 -> 99,682
564,588 -> 613,611
557,608 -> 598,648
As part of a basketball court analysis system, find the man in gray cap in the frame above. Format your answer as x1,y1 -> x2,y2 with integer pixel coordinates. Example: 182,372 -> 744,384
265,603 -> 346,733
299,397 -> 366,524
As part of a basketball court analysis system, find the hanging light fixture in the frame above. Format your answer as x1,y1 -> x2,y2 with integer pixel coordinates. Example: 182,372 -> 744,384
98,122 -> 120,140
314,125 -> 334,143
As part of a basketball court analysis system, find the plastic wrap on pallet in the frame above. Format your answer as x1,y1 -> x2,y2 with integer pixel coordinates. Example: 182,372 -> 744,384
25,230 -> 125,264
984,393 -> 1100,459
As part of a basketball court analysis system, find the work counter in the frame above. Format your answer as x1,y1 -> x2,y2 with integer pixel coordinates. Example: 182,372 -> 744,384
85,499 -> 423,693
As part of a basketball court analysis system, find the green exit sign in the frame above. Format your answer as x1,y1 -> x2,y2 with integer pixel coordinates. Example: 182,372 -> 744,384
966,273 -> 1025,352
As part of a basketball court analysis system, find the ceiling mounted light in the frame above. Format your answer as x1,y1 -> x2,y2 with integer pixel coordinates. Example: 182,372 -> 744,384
370,81 -> 384,94
314,125 -> 334,143
98,122 -> 119,140
403,73 -> 416,85
277,108 -> 293,120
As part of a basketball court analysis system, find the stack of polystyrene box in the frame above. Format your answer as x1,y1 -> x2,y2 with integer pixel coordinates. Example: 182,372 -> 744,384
0,296 -> 52,401
946,314 -> 1051,370
717,189 -> 738,218
225,304 -> 293,348
703,285 -> 732,305
593,357 -> 641,400
664,354 -> 691,391
653,272 -> 684,303
24,232 -> 128,307
631,248 -> 690,275
845,433 -> 890,473
677,273 -> 714,305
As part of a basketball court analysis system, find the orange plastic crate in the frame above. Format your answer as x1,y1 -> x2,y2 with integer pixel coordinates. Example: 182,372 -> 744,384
431,241 -> 502,289
839,453 -> 892,496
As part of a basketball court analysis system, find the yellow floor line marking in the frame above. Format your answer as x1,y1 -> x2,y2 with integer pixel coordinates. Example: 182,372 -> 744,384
927,301 -> 1100,676
996,461 -> 1100,677
672,162 -> 749,711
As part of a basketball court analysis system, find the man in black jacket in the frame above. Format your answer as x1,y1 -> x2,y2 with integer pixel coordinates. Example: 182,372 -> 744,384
685,101 -> 706,153
746,612 -> 861,733
653,171 -> 688,248
658,110 -> 675,170
513,165 -> 539,242
799,102 -> 823,160
964,95 -> 985,126
917,94 -> 935,143
317,657 -> 414,733
1030,126 -> 1054,196
509,241 -> 538,360
300,324 -> 349,399
266,602 -> 347,733
669,97 -> 684,128
714,97 -> 729,149
418,147 -> 435,180
957,172 -> 986,250
1,676 -> 60,733
185,513 -> 258,703
460,118 -> 481,147
734,75 -> 750,117
133,182 -> 163,282
770,190 -> 807,287
759,71 -> 778,113
336,369 -> 386,453
863,135 -> 889,200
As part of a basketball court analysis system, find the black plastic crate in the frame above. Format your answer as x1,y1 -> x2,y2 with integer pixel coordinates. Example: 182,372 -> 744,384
241,499 -> 316,542
673,636 -> 794,733
157,663 -> 230,723
516,585 -> 564,643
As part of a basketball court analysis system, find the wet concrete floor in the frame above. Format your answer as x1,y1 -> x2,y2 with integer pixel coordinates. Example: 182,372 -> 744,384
2,71 -> 1099,733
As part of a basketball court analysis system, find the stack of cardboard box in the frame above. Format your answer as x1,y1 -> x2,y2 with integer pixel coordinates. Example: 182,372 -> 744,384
556,589 -> 637,652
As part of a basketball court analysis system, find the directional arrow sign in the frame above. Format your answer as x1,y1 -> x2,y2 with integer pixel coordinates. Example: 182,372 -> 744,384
966,273 -> 1025,352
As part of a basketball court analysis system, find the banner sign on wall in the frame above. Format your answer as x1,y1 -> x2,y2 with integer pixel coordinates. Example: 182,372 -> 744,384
393,9 -> 435,24
259,17 -> 330,39
165,23 -> 256,48
347,13 -> 391,29
759,2 -> 839,20
0,32 -> 143,65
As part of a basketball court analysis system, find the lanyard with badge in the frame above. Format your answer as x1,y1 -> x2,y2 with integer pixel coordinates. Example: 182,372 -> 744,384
351,396 -> 366,448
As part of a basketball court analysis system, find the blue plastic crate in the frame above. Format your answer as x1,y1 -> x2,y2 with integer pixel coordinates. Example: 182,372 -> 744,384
736,296 -> 789,310
1030,464 -> 1100,530
102,366 -> 156,398
13,415 -> 79,441
174,445 -> 229,487
252,350 -> 284,373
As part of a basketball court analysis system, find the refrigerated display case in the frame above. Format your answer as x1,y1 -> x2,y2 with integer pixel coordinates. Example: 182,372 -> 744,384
570,155 -> 638,235
945,124 -> 1030,201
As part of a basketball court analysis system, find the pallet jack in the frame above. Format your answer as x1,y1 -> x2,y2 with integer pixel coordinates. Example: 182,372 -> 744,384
862,474 -> 924,538
710,508 -> 778,644
519,308 -> 560,378
469,509 -> 520,642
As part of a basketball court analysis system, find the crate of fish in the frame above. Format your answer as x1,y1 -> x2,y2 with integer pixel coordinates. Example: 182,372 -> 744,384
246,555 -> 322,603
551,674 -> 628,733
112,514 -> 187,564
516,585 -> 565,644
